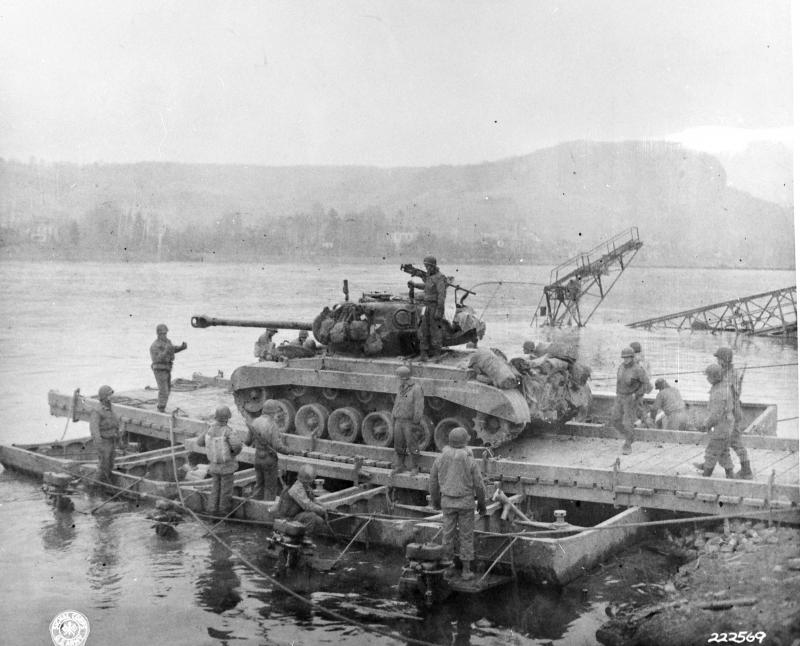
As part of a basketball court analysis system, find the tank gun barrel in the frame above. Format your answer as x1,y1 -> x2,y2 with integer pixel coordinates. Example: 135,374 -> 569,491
191,315 -> 312,331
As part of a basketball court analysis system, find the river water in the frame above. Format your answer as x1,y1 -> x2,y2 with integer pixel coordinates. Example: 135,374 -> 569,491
0,260 -> 796,645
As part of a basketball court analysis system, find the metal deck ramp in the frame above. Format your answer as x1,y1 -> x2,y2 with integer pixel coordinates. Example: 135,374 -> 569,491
628,286 -> 797,336
535,227 -> 643,327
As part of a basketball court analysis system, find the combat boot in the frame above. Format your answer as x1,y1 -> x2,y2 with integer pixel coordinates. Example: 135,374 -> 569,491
725,468 -> 735,479
408,453 -> 420,476
461,561 -> 474,581
391,453 -> 407,474
621,440 -> 632,455
419,351 -> 429,362
692,462 -> 705,472
702,466 -> 714,477
735,461 -> 754,480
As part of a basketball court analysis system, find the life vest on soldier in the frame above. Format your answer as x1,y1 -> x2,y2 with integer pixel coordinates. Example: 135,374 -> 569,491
206,433 -> 233,465
277,487 -> 302,518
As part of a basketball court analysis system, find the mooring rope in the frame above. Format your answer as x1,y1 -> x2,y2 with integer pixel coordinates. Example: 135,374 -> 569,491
590,361 -> 798,382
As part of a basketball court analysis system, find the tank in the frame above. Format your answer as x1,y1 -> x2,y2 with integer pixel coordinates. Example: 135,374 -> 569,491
191,266 -> 590,451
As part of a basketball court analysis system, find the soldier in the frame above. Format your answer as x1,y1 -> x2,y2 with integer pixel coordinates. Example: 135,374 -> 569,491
715,347 -> 753,479
391,365 -> 424,475
292,330 -> 317,351
650,378 -> 689,430
697,364 -> 736,478
245,399 -> 291,501
629,341 -> 653,425
89,385 -> 119,483
429,427 -> 487,581
409,255 -> 447,360
196,406 -> 243,515
610,346 -> 651,454
277,464 -> 328,534
150,323 -> 187,412
254,328 -> 278,361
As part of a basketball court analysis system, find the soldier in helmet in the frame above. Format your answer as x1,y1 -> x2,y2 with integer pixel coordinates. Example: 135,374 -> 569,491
245,399 -> 291,501
714,347 -> 752,479
429,427 -> 487,581
277,464 -> 328,534
610,346 -> 651,454
391,365 -> 425,475
196,406 -> 243,515
696,364 -> 736,478
150,323 -> 188,412
650,378 -> 689,430
89,385 -> 119,483
408,255 -> 448,361
254,328 -> 279,361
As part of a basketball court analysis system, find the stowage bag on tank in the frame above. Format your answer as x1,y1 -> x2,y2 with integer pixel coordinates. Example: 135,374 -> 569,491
467,348 -> 518,389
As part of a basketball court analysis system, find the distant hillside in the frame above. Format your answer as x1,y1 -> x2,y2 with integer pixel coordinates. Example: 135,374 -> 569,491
0,140 -> 793,267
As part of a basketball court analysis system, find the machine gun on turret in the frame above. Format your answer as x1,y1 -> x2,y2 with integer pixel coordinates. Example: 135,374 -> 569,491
400,263 -> 477,306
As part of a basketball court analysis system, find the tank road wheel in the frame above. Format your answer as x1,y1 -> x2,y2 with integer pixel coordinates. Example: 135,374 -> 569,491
433,417 -> 472,451
355,390 -> 374,405
412,415 -> 434,451
295,403 -> 330,438
472,413 -> 526,448
274,399 -> 297,434
361,411 -> 394,447
327,407 -> 364,443
242,388 -> 268,415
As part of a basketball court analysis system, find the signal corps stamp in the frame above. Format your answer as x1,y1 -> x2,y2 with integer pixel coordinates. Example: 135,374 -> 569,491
49,610 -> 90,646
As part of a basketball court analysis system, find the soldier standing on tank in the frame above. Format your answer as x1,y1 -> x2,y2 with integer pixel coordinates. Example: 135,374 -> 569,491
429,427 -> 487,581
245,399 -> 291,501
714,347 -> 753,479
391,365 -> 425,475
696,364 -> 736,478
196,406 -> 243,515
254,328 -> 278,361
150,323 -> 187,412
610,346 -> 651,455
89,385 -> 119,483
408,255 -> 447,361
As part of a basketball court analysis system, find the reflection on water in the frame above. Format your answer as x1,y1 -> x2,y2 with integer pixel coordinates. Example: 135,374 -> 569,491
39,509 -> 77,552
195,540 -> 242,614
87,514 -> 123,610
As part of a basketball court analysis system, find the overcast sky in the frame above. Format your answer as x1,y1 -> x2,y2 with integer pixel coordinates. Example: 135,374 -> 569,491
0,0 -> 793,167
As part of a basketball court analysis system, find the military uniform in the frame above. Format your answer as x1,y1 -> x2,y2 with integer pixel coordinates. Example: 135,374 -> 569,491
254,332 -> 277,361
611,360 -> 651,450
245,413 -> 289,500
90,399 -> 119,483
651,384 -> 689,430
721,362 -> 750,472
277,479 -> 326,534
197,420 -> 243,514
430,431 -> 486,578
701,380 -> 735,476
416,268 -> 447,357
392,376 -> 424,472
150,333 -> 184,411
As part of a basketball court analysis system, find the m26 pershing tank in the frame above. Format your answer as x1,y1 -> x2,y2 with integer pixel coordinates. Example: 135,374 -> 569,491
191,268 -> 581,451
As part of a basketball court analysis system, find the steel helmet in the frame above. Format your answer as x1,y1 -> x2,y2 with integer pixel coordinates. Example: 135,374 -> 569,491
215,405 -> 232,421
522,340 -> 536,354
395,365 -> 411,378
714,347 -> 733,363
629,341 -> 642,353
298,464 -> 316,483
98,385 -> 114,399
705,364 -> 723,383
654,378 -> 667,390
448,427 -> 469,448
620,347 -> 635,358
261,399 -> 282,414
156,323 -> 168,334
423,255 -> 437,266
298,330 -> 309,339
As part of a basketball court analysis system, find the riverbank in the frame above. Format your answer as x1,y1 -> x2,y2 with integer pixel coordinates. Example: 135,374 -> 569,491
594,521 -> 800,646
